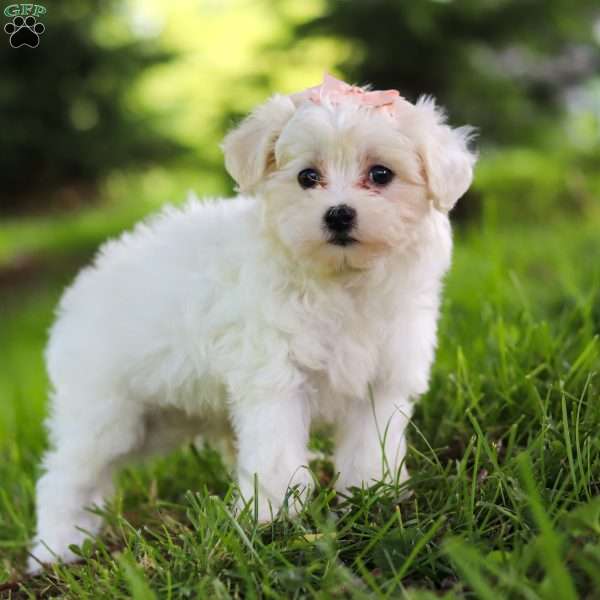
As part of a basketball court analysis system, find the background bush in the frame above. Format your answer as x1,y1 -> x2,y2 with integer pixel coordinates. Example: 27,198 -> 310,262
1,0 -> 599,220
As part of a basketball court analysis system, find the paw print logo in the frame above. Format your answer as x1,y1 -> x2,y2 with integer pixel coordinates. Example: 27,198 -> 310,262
4,15 -> 45,48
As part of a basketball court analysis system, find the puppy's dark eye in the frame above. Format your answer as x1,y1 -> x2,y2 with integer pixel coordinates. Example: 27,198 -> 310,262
298,168 -> 321,189
368,165 -> 394,186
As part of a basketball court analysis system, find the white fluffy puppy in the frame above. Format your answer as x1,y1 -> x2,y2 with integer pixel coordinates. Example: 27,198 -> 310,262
29,74 -> 475,570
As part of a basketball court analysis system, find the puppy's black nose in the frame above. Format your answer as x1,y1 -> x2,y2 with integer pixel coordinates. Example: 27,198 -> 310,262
324,204 -> 356,233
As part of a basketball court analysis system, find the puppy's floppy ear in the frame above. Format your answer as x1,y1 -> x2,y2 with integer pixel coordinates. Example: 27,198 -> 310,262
415,97 -> 477,213
222,94 -> 296,193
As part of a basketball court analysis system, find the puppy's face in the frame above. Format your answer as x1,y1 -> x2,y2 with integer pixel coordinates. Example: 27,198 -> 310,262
223,85 -> 475,273
263,103 -> 431,271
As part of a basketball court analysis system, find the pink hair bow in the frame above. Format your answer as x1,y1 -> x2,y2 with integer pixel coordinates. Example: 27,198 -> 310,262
290,73 -> 408,117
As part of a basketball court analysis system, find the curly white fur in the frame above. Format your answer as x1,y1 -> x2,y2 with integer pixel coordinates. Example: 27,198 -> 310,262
29,84 -> 475,571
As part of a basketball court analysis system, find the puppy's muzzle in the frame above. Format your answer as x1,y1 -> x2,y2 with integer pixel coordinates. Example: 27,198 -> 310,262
324,204 -> 357,246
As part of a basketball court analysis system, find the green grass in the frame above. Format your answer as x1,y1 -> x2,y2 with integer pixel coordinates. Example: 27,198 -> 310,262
1,208 -> 599,598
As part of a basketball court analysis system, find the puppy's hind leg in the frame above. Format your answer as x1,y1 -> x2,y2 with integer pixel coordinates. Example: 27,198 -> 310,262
28,392 -> 145,572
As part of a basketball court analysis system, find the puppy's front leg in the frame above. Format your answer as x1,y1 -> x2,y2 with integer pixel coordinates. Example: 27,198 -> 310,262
334,389 -> 413,492
231,386 -> 311,521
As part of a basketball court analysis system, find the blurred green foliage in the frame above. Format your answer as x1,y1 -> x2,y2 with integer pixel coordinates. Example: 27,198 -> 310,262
476,147 -> 600,224
2,0 -> 599,222
0,0 -> 187,214
297,0 -> 600,145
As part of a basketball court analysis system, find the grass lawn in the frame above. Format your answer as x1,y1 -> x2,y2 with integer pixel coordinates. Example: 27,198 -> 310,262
1,204 -> 599,598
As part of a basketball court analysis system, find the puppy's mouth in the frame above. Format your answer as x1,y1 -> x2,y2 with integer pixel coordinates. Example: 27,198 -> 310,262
328,234 -> 358,247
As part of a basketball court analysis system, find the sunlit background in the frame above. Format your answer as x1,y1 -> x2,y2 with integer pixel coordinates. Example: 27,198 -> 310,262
1,0 -> 600,588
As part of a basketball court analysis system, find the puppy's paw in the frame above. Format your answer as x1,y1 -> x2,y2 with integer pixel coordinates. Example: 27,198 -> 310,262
237,469 -> 313,522
336,464 -> 411,495
27,530 -> 88,574
235,489 -> 293,522
27,541 -> 80,574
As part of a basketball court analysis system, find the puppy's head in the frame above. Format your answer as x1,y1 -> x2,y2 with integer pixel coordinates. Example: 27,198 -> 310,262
222,74 -> 476,272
